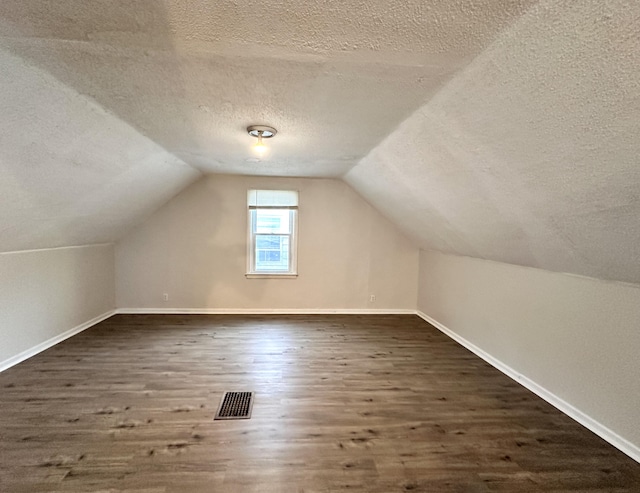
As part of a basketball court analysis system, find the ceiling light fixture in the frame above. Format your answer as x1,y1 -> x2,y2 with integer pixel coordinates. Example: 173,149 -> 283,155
247,125 -> 277,156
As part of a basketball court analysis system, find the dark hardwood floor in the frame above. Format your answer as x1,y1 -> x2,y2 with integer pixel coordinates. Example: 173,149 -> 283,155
1,314 -> 639,492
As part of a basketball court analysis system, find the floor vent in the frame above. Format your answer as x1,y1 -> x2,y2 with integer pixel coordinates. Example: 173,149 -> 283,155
214,391 -> 254,420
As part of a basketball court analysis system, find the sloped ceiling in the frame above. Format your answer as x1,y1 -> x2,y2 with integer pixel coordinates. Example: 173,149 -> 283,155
0,47 -> 200,252
1,1 -> 639,286
0,0 -> 534,178
346,0 -> 640,284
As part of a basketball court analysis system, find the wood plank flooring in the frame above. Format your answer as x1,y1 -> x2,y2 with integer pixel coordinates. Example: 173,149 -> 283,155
1,314 -> 639,492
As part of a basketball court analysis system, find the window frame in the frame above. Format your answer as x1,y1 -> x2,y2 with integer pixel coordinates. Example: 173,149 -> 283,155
246,191 -> 298,278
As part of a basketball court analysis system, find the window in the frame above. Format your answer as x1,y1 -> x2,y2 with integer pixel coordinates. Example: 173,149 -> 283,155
247,189 -> 298,277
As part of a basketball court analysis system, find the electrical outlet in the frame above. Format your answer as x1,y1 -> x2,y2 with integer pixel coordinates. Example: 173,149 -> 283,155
163,293 -> 169,301
369,294 -> 376,303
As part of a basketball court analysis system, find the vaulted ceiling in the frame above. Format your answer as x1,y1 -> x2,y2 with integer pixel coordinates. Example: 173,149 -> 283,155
1,1 -> 639,284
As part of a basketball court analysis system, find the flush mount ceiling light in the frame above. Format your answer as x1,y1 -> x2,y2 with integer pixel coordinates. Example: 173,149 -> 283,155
247,125 -> 277,156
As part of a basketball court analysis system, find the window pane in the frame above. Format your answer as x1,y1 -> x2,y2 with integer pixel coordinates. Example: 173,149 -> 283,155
255,234 -> 290,271
256,235 -> 281,249
247,192 -> 297,276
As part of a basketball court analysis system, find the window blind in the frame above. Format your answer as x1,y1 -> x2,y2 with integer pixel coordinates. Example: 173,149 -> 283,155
248,189 -> 298,209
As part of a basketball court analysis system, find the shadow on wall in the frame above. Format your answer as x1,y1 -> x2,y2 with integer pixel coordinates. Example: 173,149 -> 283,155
116,177 -> 274,308
169,180 -> 272,307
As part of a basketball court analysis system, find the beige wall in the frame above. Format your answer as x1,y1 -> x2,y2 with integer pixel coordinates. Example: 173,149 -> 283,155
0,244 -> 115,367
116,175 -> 418,310
418,249 -> 640,455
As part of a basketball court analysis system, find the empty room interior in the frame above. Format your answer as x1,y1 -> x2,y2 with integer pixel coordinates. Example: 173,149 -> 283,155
1,1 -> 640,491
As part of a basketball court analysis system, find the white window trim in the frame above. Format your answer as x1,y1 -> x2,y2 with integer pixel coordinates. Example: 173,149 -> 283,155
246,192 -> 299,278
245,273 -> 298,279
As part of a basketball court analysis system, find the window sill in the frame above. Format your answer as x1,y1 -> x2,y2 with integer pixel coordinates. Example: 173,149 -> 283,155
245,273 -> 298,279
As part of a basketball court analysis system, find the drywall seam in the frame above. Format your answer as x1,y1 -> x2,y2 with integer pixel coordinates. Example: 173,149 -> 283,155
0,309 -> 116,372
0,243 -> 114,256
421,251 -> 640,291
416,310 -> 640,464
116,308 -> 416,315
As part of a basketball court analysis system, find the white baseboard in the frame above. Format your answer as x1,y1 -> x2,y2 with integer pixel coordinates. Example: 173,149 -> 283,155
0,308 -> 413,371
416,311 -> 640,464
4,306 -> 636,463
116,308 -> 416,315
0,309 -> 117,372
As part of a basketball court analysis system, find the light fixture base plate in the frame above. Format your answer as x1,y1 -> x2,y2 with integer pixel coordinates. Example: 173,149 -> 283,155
247,125 -> 277,138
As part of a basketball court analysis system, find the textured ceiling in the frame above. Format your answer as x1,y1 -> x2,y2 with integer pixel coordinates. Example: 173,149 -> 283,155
0,47 -> 200,252
345,0 -> 640,284
2,0 -> 639,287
0,0 -> 534,177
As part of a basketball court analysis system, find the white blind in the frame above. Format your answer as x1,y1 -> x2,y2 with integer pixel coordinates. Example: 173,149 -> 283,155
248,189 -> 298,208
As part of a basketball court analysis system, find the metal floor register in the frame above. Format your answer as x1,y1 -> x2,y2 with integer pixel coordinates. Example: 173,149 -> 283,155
214,391 -> 254,420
